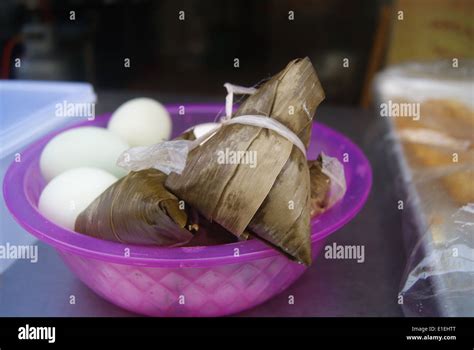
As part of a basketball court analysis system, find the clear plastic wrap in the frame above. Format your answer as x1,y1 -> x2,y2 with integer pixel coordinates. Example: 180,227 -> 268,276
117,140 -> 191,175
321,152 -> 347,209
373,60 -> 474,316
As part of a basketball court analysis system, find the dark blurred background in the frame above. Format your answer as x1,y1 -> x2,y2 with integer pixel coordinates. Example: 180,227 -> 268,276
1,0 -> 472,106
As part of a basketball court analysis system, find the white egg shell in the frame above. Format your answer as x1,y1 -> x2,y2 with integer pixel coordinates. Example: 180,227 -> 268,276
38,167 -> 117,230
40,126 -> 129,182
107,97 -> 172,147
193,122 -> 220,138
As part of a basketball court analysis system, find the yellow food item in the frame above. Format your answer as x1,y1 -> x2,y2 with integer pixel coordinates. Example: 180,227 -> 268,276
395,99 -> 474,205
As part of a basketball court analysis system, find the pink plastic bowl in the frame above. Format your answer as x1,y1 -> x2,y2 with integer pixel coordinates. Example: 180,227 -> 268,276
3,105 -> 371,317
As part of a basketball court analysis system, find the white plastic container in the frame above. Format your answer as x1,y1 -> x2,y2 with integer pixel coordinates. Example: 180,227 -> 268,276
0,80 -> 96,273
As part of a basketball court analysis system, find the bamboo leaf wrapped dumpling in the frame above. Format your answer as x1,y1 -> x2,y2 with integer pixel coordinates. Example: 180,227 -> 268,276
75,169 -> 194,246
165,58 -> 325,264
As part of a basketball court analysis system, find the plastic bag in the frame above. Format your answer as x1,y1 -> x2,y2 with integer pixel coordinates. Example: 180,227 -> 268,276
373,60 -> 474,316
117,140 -> 190,175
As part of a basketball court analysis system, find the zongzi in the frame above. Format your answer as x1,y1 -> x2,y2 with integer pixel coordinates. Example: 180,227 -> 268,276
165,57 -> 325,264
179,124 -> 330,219
75,168 -> 195,246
